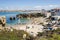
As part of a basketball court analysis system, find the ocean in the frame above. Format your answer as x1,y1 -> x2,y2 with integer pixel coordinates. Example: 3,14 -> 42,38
0,12 -> 29,25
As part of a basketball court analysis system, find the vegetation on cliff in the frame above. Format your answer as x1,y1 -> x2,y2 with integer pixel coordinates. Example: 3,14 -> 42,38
0,28 -> 60,40
36,28 -> 60,40
0,29 -> 29,40
16,13 -> 46,18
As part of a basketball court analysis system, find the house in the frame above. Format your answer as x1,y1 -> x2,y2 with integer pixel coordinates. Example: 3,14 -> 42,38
45,12 -> 51,18
52,16 -> 60,20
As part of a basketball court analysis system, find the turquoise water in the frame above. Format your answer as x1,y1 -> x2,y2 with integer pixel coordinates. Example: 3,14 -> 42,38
0,12 -> 29,25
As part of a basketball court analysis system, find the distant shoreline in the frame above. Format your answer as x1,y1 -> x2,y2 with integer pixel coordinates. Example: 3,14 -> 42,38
0,10 -> 41,13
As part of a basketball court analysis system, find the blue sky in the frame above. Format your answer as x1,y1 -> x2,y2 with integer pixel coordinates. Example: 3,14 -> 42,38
0,0 -> 60,10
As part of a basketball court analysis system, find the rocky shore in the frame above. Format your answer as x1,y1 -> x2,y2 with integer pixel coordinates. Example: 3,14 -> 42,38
16,13 -> 46,18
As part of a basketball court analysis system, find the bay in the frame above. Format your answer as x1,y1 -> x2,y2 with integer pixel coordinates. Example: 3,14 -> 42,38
0,12 -> 29,25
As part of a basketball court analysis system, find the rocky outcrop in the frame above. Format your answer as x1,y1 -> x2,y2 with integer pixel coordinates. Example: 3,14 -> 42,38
0,16 -> 6,27
10,16 -> 16,21
16,13 -> 46,19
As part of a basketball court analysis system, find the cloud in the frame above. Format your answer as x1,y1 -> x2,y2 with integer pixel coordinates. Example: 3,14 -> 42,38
33,5 -> 60,10
0,5 -> 60,10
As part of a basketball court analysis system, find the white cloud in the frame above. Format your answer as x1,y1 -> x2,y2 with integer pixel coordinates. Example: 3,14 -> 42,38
33,5 -> 60,10
0,5 -> 60,10
48,5 -> 60,7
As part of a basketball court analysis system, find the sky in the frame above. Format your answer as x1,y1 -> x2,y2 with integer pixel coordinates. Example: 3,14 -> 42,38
0,0 -> 60,10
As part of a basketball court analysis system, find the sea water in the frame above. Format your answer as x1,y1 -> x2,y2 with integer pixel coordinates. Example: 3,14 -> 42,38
0,12 -> 29,25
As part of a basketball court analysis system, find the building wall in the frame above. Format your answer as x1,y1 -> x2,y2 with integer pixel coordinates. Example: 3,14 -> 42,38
46,12 -> 51,18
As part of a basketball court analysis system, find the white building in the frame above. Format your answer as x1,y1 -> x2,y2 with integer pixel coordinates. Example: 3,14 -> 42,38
52,16 -> 60,20
46,12 -> 51,18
